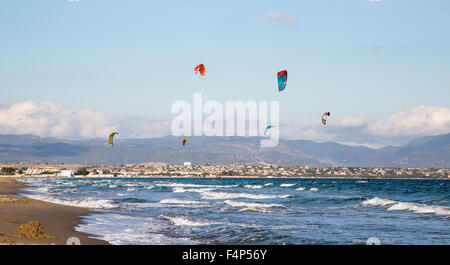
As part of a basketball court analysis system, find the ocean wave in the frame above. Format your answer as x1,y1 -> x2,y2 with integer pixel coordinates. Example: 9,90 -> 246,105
362,197 -> 450,216
76,213 -> 199,245
198,190 -> 277,200
172,187 -> 186,193
159,199 -> 207,205
362,197 -> 396,207
24,194 -> 117,209
280,184 -> 295,187
160,215 -> 222,226
263,183 -> 273,186
60,188 -> 79,194
387,202 -> 450,215
157,183 -> 237,189
244,185 -> 263,189
295,187 -> 306,191
310,188 -> 319,192
224,200 -> 283,213
33,186 -> 50,193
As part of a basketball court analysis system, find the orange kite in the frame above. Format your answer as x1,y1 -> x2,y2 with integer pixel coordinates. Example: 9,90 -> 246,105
194,64 -> 206,76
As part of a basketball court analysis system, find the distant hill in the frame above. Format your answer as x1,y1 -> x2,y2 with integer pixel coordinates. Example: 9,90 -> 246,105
0,133 -> 449,167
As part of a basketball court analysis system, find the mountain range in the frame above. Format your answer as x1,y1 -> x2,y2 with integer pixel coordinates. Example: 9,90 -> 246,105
0,133 -> 449,168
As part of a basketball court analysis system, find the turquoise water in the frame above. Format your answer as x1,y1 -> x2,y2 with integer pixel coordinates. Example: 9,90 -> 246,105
21,177 -> 449,245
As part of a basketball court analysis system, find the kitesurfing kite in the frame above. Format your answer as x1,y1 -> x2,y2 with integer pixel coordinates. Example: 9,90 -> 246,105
109,132 -> 119,146
277,70 -> 287,92
194,64 -> 206,77
321,112 -> 331,125
182,137 -> 188,146
264,125 -> 274,136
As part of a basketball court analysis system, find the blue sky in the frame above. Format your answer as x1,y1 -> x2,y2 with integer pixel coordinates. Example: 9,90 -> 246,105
0,0 -> 449,146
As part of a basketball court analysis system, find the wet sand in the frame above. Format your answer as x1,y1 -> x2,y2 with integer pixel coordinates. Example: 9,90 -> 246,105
0,178 -> 108,245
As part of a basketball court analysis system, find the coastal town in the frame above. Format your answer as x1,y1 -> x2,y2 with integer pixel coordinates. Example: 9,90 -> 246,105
1,162 -> 449,179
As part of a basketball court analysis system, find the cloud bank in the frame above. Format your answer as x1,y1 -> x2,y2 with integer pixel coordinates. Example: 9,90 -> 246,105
0,101 -> 448,147
0,101 -> 117,139
0,101 -> 170,139
280,105 -> 450,147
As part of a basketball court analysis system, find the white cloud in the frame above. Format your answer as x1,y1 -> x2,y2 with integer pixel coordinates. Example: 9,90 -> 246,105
278,105 -> 450,147
368,105 -> 450,136
340,114 -> 368,127
0,101 -> 174,139
0,102 -> 448,147
264,12 -> 296,24
0,101 -> 117,139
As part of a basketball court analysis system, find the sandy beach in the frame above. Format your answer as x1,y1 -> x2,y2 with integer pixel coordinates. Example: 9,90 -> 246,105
0,178 -> 108,245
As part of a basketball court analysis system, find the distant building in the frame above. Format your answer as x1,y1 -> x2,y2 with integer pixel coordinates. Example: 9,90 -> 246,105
184,162 -> 192,167
59,170 -> 74,178
25,168 -> 41,175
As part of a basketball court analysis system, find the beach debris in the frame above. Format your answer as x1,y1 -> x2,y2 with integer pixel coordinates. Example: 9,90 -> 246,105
109,132 -> 119,147
277,70 -> 287,91
13,221 -> 54,239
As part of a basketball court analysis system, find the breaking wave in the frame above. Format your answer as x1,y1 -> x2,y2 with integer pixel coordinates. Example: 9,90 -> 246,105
160,215 -> 222,226
362,197 -> 450,216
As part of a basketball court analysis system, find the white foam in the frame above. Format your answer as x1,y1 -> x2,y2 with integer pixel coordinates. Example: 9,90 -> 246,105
263,183 -> 273,186
224,200 -> 282,210
280,183 -> 295,187
279,194 -> 293,198
60,188 -> 79,194
244,185 -> 263,189
362,197 -> 396,207
76,213 -> 199,245
24,194 -> 116,209
157,183 -> 237,189
156,183 -> 206,188
198,190 -> 277,200
309,188 -> 319,192
387,202 -> 450,215
362,197 -> 450,216
296,187 -> 306,191
160,215 -> 222,226
172,187 -> 186,193
159,199 -> 207,205
33,187 -> 50,193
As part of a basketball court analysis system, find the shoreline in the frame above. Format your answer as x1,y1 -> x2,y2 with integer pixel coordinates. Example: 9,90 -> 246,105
0,178 -> 109,245
10,175 -> 449,180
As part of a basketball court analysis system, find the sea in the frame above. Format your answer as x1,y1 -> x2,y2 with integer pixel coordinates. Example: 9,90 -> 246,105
19,177 -> 449,245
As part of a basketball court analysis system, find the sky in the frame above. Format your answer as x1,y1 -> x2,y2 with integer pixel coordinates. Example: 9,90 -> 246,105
0,0 -> 449,147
